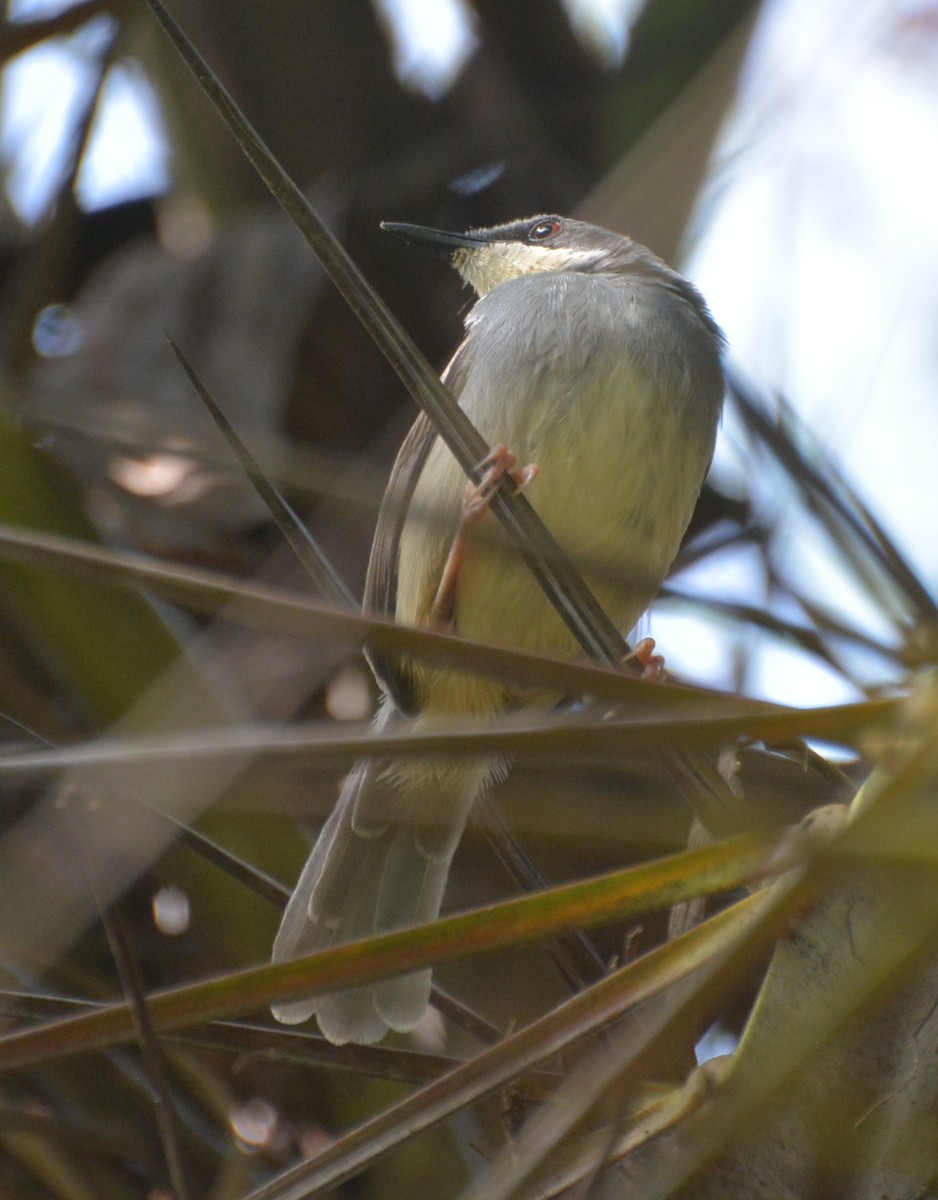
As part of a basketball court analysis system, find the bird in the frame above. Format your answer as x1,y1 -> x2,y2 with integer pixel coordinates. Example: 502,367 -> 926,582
272,214 -> 726,1043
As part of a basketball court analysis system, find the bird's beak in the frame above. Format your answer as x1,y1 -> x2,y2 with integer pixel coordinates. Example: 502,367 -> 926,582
380,221 -> 485,259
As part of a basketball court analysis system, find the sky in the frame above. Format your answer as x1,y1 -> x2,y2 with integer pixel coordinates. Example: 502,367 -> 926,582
3,0 -> 937,709
676,0 -> 938,703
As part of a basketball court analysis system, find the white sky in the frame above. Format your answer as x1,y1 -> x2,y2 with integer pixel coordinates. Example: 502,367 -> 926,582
3,0 -> 936,708
667,0 -> 938,703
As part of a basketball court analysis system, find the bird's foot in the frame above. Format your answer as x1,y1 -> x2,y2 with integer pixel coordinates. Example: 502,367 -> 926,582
463,444 -> 539,523
430,445 -> 539,626
623,637 -> 667,682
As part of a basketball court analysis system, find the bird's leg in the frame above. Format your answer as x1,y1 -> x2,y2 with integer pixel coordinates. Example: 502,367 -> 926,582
622,637 -> 667,682
430,444 -> 539,627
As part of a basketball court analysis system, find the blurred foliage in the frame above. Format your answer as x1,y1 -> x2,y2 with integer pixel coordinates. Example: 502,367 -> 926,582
0,1 -> 934,1198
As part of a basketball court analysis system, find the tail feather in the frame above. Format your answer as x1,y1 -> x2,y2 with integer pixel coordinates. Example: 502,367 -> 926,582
272,750 -> 491,1044
374,966 -> 433,1034
317,984 -> 390,1045
372,835 -> 452,1032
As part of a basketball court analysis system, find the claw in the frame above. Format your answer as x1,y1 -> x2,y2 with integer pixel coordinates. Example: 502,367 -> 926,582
463,444 -> 539,523
624,637 -> 667,682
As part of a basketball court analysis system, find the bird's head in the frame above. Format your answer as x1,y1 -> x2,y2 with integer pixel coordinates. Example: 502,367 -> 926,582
381,215 -> 634,296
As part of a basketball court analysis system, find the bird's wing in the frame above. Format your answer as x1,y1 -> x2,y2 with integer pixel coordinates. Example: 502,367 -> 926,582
363,334 -> 474,711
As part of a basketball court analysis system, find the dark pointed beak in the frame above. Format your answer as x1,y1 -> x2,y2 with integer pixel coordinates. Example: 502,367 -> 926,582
380,221 -> 485,259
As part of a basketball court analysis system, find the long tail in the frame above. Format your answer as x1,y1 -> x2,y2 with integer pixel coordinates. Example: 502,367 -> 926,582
272,742 -> 490,1044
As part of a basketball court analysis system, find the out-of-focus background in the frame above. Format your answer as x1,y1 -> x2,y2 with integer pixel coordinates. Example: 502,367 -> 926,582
5,0 -> 937,709
0,2 -> 936,1197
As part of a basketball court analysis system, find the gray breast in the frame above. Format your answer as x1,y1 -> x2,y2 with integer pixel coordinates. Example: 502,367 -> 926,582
457,269 -> 725,453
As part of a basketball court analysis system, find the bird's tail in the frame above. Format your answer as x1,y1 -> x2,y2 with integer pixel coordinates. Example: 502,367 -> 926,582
272,744 -> 491,1044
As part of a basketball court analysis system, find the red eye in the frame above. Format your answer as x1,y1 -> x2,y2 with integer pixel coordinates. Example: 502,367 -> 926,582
528,219 -> 561,241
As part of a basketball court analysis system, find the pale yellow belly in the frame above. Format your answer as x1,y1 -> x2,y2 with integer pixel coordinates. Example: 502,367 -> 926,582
394,362 -> 708,720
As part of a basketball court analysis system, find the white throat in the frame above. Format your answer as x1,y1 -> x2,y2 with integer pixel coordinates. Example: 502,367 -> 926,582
453,243 -> 605,296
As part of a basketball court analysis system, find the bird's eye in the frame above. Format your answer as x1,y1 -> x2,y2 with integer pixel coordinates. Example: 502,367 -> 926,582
528,219 -> 561,242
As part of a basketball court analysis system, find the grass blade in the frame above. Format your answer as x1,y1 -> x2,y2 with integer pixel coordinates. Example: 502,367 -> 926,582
165,333 -> 355,608
0,829 -> 778,1071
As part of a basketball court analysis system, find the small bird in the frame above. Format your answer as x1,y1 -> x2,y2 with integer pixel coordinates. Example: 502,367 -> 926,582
272,214 -> 726,1043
